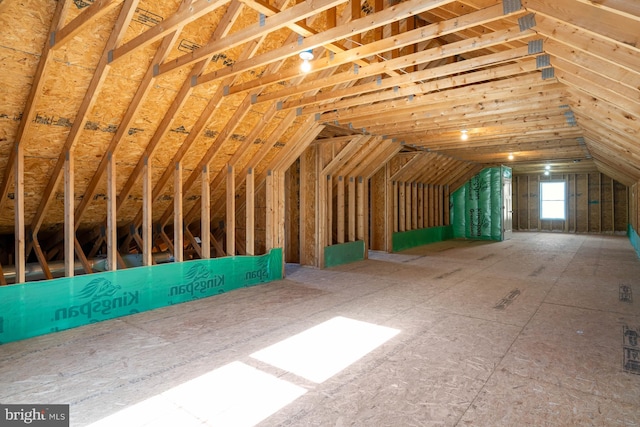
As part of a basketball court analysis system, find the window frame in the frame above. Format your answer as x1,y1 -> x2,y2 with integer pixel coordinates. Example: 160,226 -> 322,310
539,180 -> 566,220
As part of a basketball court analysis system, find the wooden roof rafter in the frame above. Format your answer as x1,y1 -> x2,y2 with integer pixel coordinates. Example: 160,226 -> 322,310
206,2 -> 522,95
256,25 -> 538,106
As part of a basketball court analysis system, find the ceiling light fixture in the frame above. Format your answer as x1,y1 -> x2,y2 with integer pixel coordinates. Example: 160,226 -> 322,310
544,170 -> 550,176
299,49 -> 313,73
508,153 -> 514,160
460,129 -> 468,141
545,164 -> 551,170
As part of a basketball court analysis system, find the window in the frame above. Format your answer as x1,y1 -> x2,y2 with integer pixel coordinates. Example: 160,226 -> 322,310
540,181 -> 566,220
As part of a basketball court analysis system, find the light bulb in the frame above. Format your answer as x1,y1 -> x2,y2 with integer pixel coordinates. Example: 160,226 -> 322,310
508,153 -> 514,160
460,130 -> 468,141
300,59 -> 311,73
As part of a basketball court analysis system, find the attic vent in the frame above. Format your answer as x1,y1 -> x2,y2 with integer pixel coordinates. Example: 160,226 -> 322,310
528,39 -> 543,54
576,137 -> 586,145
503,0 -> 522,14
536,54 -> 551,68
541,67 -> 555,80
518,13 -> 536,31
564,110 -> 577,126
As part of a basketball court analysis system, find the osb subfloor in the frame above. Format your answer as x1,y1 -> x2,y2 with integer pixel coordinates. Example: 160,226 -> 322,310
2,232 -> 640,426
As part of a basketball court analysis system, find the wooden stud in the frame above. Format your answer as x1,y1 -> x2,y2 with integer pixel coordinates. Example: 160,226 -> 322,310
393,180 -> 399,233
399,181 -> 406,232
347,176 -> 356,242
14,142 -> 25,283
142,156 -> 153,266
299,151 -> 311,264
278,170 -> 286,255
337,176 -> 345,243
106,152 -> 117,271
201,165 -> 211,259
327,175 -> 333,246
64,150 -> 75,277
0,263 -> 7,286
226,164 -> 236,256
363,176 -> 370,259
418,183 -> 424,228
357,177 -> 365,242
266,170 -> 274,251
412,182 -> 418,230
317,148 -> 327,267
405,182 -> 412,231
174,161 -> 183,263
444,185 -> 450,226
246,168 -> 255,256
386,166 -> 394,251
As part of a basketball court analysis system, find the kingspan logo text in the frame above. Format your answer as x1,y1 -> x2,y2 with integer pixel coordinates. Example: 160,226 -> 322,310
169,264 -> 224,298
54,277 -> 139,320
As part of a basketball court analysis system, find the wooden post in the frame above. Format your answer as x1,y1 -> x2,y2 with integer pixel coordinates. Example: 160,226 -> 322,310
418,183 -> 424,229
411,182 -> 417,230
527,176 -> 530,230
317,162 -> 327,267
142,155 -> 152,265
277,170 -> 286,253
299,149 -> 314,265
246,168 -> 255,255
392,180 -> 398,233
327,174 -> 333,246
363,176 -> 369,259
106,152 -> 117,271
266,170 -> 274,251
405,182 -> 411,230
356,176 -> 364,242
226,164 -> 235,256
348,176 -> 356,242
14,142 -> 25,283
444,185 -> 450,226
386,166 -> 394,252
428,184 -> 435,228
411,182 -> 418,230
201,164 -> 210,259
64,150 -> 75,276
398,181 -> 405,232
174,161 -> 183,262
337,176 -> 345,243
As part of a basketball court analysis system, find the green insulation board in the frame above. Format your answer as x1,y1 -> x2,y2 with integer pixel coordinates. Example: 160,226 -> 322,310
324,240 -> 365,268
0,249 -> 283,344
392,225 -> 454,252
629,224 -> 640,259
450,167 -> 508,241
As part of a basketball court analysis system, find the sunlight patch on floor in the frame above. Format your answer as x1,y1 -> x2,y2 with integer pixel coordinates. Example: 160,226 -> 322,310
87,361 -> 306,427
251,316 -> 401,383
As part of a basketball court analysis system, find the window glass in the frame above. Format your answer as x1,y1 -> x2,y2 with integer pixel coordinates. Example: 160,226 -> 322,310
540,182 -> 565,220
